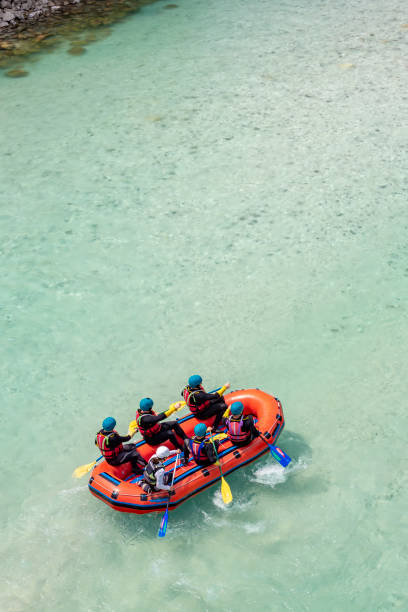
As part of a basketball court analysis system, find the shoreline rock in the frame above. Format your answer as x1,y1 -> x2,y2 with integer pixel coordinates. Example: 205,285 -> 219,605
0,0 -> 83,31
0,0 -> 155,36
0,0 -> 156,72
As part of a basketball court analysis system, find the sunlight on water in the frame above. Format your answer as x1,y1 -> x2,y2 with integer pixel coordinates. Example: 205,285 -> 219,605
1,0 -> 408,610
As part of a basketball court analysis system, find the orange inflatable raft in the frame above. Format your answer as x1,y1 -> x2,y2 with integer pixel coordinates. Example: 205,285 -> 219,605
88,389 -> 285,514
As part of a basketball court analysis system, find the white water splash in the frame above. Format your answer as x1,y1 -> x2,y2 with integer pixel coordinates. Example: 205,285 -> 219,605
212,489 -> 232,510
252,463 -> 287,487
211,489 -> 255,512
242,522 -> 264,534
252,457 -> 308,488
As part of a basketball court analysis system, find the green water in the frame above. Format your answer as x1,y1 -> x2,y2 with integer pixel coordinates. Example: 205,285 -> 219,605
1,0 -> 407,610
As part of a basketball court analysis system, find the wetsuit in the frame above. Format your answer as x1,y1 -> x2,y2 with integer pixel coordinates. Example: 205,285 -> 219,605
95,430 -> 147,474
137,410 -> 187,450
226,414 -> 260,447
183,436 -> 220,466
182,386 -> 227,430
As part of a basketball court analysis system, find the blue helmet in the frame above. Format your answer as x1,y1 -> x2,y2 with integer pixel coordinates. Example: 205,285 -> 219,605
188,374 -> 202,388
230,401 -> 244,416
139,397 -> 154,412
102,417 -> 116,431
194,423 -> 207,437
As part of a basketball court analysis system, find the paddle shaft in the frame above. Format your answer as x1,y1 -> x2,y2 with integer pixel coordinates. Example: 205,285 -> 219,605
209,435 -> 225,478
166,453 -> 179,502
165,454 -> 179,511
158,455 -> 179,537
259,434 -> 291,467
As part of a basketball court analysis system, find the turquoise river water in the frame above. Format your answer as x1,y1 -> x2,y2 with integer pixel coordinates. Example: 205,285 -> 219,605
1,0 -> 407,610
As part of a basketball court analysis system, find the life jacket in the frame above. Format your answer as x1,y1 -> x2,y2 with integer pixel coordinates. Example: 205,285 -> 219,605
95,430 -> 123,460
137,409 -> 161,437
188,437 -> 209,463
143,458 -> 163,488
226,415 -> 251,444
182,385 -> 210,415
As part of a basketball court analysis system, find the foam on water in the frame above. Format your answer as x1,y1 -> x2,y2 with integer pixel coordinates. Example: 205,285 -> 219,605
252,457 -> 308,487
211,489 -> 256,512
252,463 -> 292,487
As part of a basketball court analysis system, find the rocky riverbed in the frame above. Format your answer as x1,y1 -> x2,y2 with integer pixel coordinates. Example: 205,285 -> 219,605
0,0 -> 164,75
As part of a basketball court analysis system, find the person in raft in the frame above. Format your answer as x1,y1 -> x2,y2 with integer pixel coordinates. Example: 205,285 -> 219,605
140,445 -> 180,493
136,397 -> 187,451
183,423 -> 220,466
226,401 -> 260,446
181,375 -> 230,433
95,417 -> 147,474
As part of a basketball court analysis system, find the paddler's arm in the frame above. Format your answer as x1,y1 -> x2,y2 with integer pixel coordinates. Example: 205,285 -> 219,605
140,413 -> 168,431
155,467 -> 172,491
108,432 -> 132,446
182,439 -> 190,465
198,390 -> 227,402
119,434 -> 132,442
243,416 -> 260,438
201,383 -> 231,402
205,440 -> 219,463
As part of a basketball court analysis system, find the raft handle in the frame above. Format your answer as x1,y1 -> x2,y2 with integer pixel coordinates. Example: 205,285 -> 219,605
140,494 -> 148,501
111,490 -> 119,499
201,469 -> 210,477
89,477 -> 94,484
263,431 -> 271,439
233,450 -> 241,459
272,422 -> 281,436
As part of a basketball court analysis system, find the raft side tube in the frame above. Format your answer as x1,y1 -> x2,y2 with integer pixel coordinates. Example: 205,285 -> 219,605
88,389 -> 285,514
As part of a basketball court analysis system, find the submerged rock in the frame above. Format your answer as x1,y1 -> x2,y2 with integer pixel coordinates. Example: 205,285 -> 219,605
5,67 -> 29,76
67,44 -> 85,54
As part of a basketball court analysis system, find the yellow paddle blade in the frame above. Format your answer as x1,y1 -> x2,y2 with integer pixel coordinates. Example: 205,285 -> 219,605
217,385 -> 228,396
72,460 -> 97,479
211,433 -> 228,442
128,419 -> 138,436
221,477 -> 233,504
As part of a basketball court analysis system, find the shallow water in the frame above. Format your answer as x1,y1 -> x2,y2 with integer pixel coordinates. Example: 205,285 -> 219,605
1,0 -> 408,610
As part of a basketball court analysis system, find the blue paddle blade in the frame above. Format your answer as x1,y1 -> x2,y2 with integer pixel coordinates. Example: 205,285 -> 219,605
158,509 -> 169,538
270,445 -> 291,467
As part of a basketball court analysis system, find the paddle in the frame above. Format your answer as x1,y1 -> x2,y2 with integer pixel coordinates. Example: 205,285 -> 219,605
127,419 -> 139,436
208,434 -> 232,505
158,454 -> 179,538
72,455 -> 102,479
259,434 -> 291,467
